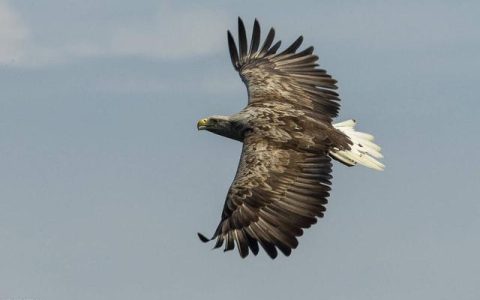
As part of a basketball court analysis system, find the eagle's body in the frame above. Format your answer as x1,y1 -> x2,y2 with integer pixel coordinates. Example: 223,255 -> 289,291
197,18 -> 384,259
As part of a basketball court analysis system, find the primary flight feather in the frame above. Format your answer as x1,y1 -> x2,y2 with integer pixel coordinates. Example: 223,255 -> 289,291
197,18 -> 384,259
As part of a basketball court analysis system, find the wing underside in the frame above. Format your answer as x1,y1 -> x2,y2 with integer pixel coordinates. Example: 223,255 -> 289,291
199,135 -> 333,259
228,18 -> 341,123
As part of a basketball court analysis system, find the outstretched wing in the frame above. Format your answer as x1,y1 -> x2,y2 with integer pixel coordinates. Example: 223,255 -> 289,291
228,18 -> 340,123
199,133 -> 333,258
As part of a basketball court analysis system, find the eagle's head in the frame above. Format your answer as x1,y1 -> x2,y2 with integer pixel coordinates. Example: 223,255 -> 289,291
197,115 -> 248,141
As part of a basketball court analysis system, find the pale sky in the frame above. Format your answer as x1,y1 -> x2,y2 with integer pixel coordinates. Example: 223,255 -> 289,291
1,1 -> 479,299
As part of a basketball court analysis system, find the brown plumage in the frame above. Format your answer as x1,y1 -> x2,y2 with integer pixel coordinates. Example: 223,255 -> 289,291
197,18 -> 384,259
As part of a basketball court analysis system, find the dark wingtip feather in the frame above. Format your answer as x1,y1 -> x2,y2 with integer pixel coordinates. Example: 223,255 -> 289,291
227,30 -> 240,70
213,237 -> 224,249
224,232 -> 235,251
302,46 -> 314,55
276,243 -> 292,256
280,35 -> 303,55
197,232 -> 210,243
237,17 -> 248,63
266,41 -> 282,55
264,243 -> 278,259
249,19 -> 261,55
246,233 -> 259,255
259,27 -> 275,56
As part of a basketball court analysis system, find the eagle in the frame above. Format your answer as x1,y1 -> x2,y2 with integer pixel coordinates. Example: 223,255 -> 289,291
197,18 -> 384,259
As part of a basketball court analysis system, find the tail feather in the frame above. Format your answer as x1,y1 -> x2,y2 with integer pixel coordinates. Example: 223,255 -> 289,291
330,120 -> 385,171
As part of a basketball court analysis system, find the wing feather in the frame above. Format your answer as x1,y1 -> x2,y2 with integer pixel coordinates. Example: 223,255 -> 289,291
258,27 -> 275,56
227,31 -> 240,70
266,40 -> 282,55
237,17 -> 248,64
199,133 -> 332,258
249,19 -> 261,56
280,36 -> 303,55
228,18 -> 340,122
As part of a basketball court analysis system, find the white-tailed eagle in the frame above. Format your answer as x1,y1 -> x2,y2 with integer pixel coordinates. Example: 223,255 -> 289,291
197,18 -> 384,259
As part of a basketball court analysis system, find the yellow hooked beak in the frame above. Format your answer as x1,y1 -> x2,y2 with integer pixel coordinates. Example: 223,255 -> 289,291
197,118 -> 209,130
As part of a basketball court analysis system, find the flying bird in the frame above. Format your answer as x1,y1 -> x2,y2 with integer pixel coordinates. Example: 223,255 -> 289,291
197,18 -> 384,259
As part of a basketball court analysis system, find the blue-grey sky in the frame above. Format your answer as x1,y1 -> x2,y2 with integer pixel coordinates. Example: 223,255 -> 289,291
1,1 -> 479,299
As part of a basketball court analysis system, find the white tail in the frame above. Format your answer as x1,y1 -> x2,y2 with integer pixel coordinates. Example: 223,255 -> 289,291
330,119 -> 385,171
